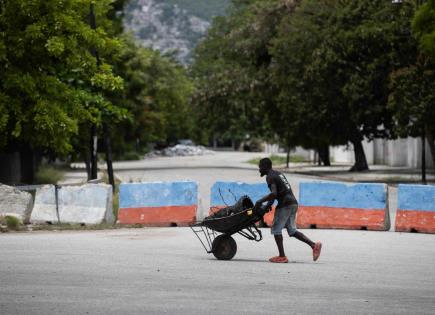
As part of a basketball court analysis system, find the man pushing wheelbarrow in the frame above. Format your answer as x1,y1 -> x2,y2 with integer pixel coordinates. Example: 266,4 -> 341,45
191,157 -> 322,263
255,157 -> 322,263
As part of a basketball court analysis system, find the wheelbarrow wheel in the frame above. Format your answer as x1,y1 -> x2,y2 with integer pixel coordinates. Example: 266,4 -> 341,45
212,234 -> 237,260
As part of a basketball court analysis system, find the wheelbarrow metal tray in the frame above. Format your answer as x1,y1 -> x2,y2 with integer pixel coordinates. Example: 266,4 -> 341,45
202,209 -> 261,234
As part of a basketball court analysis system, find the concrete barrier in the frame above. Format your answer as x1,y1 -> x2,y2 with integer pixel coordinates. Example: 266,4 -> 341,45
298,182 -> 390,231
118,181 -> 197,226
30,184 -> 114,225
0,184 -> 33,223
395,184 -> 435,234
210,181 -> 276,225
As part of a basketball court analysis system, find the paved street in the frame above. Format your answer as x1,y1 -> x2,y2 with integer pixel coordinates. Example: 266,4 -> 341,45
3,151 -> 429,314
1,228 -> 434,315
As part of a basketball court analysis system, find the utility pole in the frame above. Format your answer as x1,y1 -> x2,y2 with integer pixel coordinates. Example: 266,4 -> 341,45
422,128 -> 427,184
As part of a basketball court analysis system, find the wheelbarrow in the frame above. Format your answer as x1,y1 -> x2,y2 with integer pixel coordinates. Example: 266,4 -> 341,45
190,196 -> 271,260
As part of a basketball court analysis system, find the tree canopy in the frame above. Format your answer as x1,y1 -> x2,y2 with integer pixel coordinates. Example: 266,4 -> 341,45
192,0 -> 432,170
0,0 -> 124,155
0,0 -> 195,168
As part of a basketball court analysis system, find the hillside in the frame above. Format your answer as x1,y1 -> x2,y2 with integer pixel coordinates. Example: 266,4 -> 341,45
123,0 -> 230,64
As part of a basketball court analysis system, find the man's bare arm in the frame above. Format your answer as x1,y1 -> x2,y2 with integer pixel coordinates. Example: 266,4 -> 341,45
255,183 -> 277,206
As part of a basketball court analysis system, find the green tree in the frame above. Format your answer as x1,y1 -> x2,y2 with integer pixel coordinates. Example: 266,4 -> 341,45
194,0 -> 422,172
271,0 -> 343,166
388,0 -> 435,167
109,36 -> 194,156
192,0 -> 292,148
0,0 -> 124,157
298,0 -> 416,171
413,0 -> 435,58
388,59 -> 435,166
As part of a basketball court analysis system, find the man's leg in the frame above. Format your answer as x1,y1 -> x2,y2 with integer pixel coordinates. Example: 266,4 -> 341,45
274,234 -> 285,257
287,205 -> 322,261
269,207 -> 289,263
292,231 -> 314,248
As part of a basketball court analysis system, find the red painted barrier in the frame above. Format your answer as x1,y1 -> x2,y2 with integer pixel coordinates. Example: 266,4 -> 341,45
395,210 -> 435,234
296,206 -> 387,230
118,206 -> 196,226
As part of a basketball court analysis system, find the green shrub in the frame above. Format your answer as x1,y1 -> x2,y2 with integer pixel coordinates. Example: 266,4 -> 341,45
122,151 -> 143,161
5,216 -> 21,230
35,165 -> 65,184
101,172 -> 120,222
113,190 -> 119,220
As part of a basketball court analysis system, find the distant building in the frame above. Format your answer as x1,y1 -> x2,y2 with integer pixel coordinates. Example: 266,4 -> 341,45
265,137 -> 434,169
332,137 -> 434,169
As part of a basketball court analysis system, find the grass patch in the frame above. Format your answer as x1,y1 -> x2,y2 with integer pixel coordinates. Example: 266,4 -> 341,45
247,154 -> 306,166
121,151 -> 143,161
29,223 -> 146,232
35,165 -> 65,184
30,223 -> 117,231
0,215 -> 22,231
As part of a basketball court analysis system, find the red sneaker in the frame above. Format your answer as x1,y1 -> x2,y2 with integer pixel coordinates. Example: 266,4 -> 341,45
269,256 -> 288,263
313,242 -> 322,261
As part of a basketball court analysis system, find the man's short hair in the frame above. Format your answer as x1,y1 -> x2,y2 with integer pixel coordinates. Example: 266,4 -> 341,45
259,157 -> 272,169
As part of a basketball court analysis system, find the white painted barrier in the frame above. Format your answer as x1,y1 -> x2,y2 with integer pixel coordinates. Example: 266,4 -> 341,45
31,184 -> 114,225
0,183 -> 33,223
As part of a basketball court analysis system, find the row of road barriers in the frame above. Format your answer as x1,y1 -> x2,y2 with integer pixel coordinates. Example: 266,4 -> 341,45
4,180 -> 432,232
118,181 -> 435,234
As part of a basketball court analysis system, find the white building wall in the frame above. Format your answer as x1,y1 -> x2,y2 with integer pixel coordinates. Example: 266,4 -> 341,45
373,139 -> 385,164
265,137 -> 433,169
328,137 -> 433,168
330,145 -> 354,163
363,141 -> 374,165
264,143 -> 280,154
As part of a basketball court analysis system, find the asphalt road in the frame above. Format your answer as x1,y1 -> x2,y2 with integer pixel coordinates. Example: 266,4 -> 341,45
1,228 -> 434,315
3,151 -> 427,314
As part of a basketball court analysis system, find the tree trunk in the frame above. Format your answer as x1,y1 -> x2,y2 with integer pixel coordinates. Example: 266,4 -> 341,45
286,146 -> 290,168
104,123 -> 115,192
82,149 -> 91,181
90,124 -> 98,180
426,129 -> 435,168
20,145 -> 36,184
318,144 -> 331,166
350,132 -> 369,172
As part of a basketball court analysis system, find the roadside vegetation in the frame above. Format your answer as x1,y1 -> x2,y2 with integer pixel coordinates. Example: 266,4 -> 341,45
0,215 -> 23,232
192,0 -> 435,171
34,165 -> 65,185
0,0 -> 434,186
